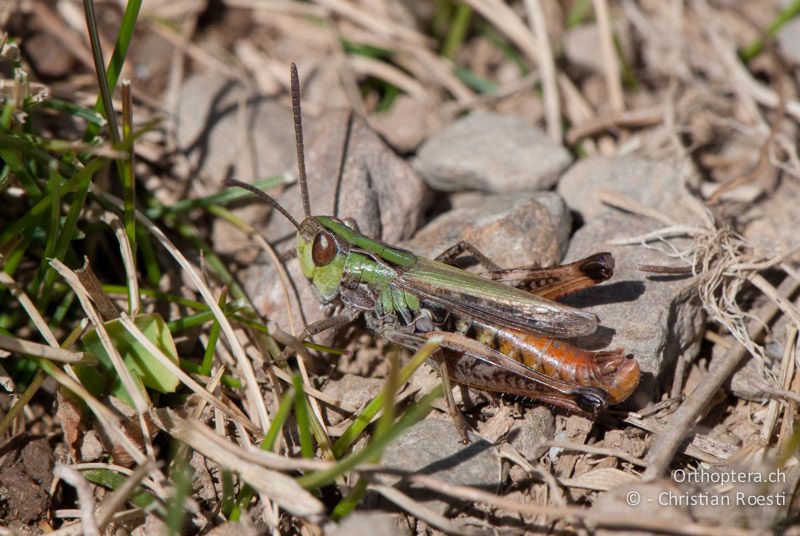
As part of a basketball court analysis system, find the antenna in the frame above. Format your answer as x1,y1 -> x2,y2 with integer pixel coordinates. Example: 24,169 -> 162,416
225,179 -> 301,231
290,63 -> 311,219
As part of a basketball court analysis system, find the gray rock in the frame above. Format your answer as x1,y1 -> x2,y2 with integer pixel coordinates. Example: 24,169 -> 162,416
176,72 -> 295,185
262,109 -> 431,247
241,110 -> 430,340
557,156 -> 700,222
176,73 -> 297,257
727,351 -> 768,401
326,512 -> 405,536
564,22 -> 633,74
369,95 -> 442,153
562,211 -> 706,405
79,430 -> 104,462
507,406 -> 555,461
404,191 -> 571,269
416,111 -> 572,192
322,374 -> 386,425
741,177 -> 800,263
378,418 -> 502,515
778,15 -> 800,65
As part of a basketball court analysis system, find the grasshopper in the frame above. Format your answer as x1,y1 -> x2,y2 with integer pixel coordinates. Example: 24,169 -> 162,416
228,64 -> 639,439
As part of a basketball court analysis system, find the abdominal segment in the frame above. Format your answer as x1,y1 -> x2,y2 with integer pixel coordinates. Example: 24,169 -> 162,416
455,318 -> 640,405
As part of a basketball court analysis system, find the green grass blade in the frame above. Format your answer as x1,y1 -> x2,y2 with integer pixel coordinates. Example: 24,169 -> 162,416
35,162 -> 94,307
331,477 -> 368,521
220,470 -> 235,518
297,385 -> 442,490
455,67 -> 497,93
83,0 -> 143,141
136,227 -> 162,285
442,1 -> 472,60
567,0 -> 593,28
741,0 -> 800,62
333,338 -> 441,458
82,0 -> 120,144
43,99 -> 106,126
293,374 -> 315,459
120,81 -> 136,273
165,449 -> 192,536
81,468 -> 158,511
178,359 -> 242,389
200,290 -> 226,376
0,148 -> 41,198
0,156 -> 105,250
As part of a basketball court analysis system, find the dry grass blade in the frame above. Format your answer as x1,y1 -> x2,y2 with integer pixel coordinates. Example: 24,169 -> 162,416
150,408 -> 326,519
566,106 -> 665,145
0,271 -> 60,346
539,439 -> 648,467
558,467 -> 639,491
0,269 -> 151,469
348,55 -> 429,101
597,190 -> 677,226
99,211 -> 139,315
0,334 -> 91,363
523,0 -> 560,140
312,0 -> 431,48
401,474 -> 754,535
94,462 -> 154,528
592,0 -> 624,112
48,363 -> 150,467
53,466 -> 100,536
759,326 -> 797,445
50,259 -> 148,414
464,0 -> 541,66
369,483 -> 475,535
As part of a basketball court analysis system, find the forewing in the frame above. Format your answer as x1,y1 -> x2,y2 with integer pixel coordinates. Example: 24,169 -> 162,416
396,258 -> 599,337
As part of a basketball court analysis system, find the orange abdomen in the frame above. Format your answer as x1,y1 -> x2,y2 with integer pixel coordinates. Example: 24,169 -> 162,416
461,319 -> 640,404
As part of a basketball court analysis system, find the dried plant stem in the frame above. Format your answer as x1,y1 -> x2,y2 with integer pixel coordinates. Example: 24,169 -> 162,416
0,335 -> 89,363
524,0 -> 561,140
54,466 -> 100,536
399,474 -> 753,535
463,0 -> 541,68
760,326 -> 797,445
539,440 -> 647,467
592,0 -> 624,112
644,274 -> 800,479
566,106 -> 665,144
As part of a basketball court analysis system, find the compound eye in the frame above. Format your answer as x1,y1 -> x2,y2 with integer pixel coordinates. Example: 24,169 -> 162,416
311,230 -> 337,266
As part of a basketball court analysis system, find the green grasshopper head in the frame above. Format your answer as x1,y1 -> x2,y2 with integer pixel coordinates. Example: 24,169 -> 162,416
296,216 -> 348,304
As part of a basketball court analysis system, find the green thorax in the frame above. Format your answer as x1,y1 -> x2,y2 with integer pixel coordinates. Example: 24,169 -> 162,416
296,215 -> 418,309
316,216 -> 416,268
